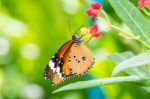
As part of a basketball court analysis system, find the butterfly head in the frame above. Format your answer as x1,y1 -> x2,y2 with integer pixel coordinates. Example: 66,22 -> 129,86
72,35 -> 82,46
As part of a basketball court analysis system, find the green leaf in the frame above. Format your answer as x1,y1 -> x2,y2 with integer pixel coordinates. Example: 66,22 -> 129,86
108,51 -> 147,76
108,0 -> 150,44
108,51 -> 134,64
52,76 -> 143,94
109,52 -> 150,93
143,87 -> 150,93
112,52 -> 150,76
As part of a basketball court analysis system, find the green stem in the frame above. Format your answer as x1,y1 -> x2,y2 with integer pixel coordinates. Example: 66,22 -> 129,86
138,39 -> 147,52
101,10 -> 111,25
110,25 -> 150,49
118,33 -> 133,39
139,39 -> 150,49
143,8 -> 150,16
110,25 -> 133,37
98,9 -> 150,50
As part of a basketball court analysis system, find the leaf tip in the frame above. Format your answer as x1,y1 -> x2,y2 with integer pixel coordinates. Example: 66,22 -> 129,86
51,90 -> 58,94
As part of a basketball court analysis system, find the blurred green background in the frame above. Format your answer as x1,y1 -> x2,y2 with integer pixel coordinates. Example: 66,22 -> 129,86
1,0 -> 150,99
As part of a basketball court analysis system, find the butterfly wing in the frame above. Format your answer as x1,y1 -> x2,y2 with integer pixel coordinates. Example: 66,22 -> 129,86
45,38 -> 95,85
69,43 -> 95,76
61,48 -> 72,77
44,40 -> 74,85
57,40 -> 74,58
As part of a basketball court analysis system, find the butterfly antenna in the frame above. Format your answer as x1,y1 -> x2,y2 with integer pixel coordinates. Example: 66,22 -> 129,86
74,25 -> 84,37
68,19 -> 72,36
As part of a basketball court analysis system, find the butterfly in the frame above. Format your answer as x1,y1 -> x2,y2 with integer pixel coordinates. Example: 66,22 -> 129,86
44,33 -> 95,86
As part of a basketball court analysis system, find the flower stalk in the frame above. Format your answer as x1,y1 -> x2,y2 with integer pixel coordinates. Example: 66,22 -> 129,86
100,9 -> 150,50
142,8 -> 150,16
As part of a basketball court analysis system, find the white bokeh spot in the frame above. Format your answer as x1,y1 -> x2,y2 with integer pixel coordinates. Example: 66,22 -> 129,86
62,0 -> 80,14
21,43 -> 40,60
0,38 -> 10,56
0,12 -> 27,37
21,84 -> 44,99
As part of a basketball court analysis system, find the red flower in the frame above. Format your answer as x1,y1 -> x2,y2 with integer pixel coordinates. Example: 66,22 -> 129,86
89,24 -> 98,33
138,0 -> 150,9
86,2 -> 102,17
144,0 -> 150,7
89,24 -> 101,38
138,0 -> 145,9
86,8 -> 99,17
91,2 -> 102,10
92,32 -> 100,38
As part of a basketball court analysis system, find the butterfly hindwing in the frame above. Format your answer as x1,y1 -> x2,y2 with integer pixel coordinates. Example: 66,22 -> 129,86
69,43 -> 95,76
44,65 -> 53,80
52,72 -> 63,86
44,55 -> 57,80
44,40 -> 74,85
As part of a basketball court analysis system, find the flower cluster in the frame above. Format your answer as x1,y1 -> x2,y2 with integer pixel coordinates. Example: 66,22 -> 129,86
86,2 -> 102,17
79,2 -> 102,40
138,0 -> 150,9
80,24 -> 101,38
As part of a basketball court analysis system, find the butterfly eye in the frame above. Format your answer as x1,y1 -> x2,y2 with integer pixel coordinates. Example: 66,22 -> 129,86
82,56 -> 86,61
74,56 -> 76,58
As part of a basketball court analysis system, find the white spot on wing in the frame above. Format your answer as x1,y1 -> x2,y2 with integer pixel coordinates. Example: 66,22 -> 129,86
48,59 -> 63,79
56,66 -> 60,73
48,61 -> 55,72
58,72 -> 62,79
56,66 -> 62,78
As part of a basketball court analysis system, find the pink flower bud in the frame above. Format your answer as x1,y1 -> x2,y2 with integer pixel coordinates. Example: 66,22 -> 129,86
138,0 -> 145,9
144,0 -> 150,7
92,32 -> 101,38
86,8 -> 99,17
89,24 -> 98,33
89,24 -> 101,38
91,2 -> 102,10
138,0 -> 150,9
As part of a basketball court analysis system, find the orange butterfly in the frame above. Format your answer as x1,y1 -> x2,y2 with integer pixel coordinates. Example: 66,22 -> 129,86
44,34 -> 95,86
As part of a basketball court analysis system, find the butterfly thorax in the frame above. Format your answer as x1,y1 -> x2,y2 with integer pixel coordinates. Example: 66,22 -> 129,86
72,35 -> 82,46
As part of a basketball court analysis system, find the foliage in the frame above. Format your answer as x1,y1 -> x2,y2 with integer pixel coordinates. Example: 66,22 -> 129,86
1,0 -> 150,99
52,0 -> 150,95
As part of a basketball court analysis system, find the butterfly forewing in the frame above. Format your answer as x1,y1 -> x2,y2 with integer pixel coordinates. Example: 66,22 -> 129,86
61,48 -> 72,76
69,43 -> 95,76
57,40 -> 73,58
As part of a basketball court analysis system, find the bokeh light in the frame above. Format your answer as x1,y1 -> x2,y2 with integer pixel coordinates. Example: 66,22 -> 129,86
20,43 -> 40,60
0,38 -> 9,56
0,13 -> 27,37
21,84 -> 45,99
